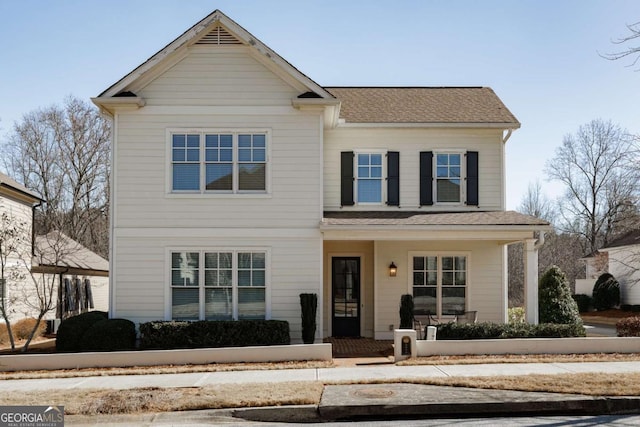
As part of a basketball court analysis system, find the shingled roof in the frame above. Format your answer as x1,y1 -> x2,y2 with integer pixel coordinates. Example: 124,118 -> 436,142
324,87 -> 520,126
322,211 -> 548,227
603,230 -> 640,249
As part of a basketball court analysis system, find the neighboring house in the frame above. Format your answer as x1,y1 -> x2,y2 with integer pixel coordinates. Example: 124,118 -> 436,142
0,172 -> 109,325
578,231 -> 640,305
92,10 -> 549,342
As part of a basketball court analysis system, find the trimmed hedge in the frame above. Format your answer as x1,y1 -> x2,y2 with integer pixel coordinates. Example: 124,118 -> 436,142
572,294 -> 592,313
616,317 -> 640,337
436,321 -> 586,340
56,311 -> 109,352
139,320 -> 290,350
82,319 -> 137,352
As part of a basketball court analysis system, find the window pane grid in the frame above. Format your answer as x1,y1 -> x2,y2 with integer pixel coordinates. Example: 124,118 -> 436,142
171,250 -> 266,321
356,153 -> 382,203
412,255 -> 466,316
436,153 -> 461,203
171,132 -> 267,193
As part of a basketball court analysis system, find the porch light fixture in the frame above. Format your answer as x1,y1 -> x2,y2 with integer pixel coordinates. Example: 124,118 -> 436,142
389,262 -> 397,277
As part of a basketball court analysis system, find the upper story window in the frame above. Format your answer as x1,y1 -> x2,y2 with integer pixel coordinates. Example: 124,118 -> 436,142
436,153 -> 462,203
340,151 -> 399,207
356,153 -> 383,203
420,151 -> 478,207
171,131 -> 268,194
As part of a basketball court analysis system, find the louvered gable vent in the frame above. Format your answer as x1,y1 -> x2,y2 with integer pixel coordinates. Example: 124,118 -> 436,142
196,25 -> 243,45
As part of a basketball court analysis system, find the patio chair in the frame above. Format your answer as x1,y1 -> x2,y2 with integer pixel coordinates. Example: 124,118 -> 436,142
454,310 -> 478,324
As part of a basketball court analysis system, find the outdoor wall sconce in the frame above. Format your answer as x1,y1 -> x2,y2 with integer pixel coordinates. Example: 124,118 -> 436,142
389,262 -> 397,277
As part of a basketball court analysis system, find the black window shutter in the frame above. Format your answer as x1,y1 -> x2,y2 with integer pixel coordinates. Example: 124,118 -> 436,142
419,151 -> 433,206
466,151 -> 479,206
386,151 -> 400,206
340,151 -> 354,206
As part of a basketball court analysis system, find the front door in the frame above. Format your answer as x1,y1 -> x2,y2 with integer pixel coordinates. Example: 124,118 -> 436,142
332,257 -> 361,337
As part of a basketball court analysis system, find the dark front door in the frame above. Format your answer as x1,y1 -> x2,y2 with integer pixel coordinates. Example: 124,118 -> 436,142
332,257 -> 361,337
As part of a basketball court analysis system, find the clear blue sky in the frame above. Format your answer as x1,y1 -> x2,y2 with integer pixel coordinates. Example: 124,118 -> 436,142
1,0 -> 638,209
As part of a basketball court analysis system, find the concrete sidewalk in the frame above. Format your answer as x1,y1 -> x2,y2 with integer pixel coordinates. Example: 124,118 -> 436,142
3,360 -> 639,425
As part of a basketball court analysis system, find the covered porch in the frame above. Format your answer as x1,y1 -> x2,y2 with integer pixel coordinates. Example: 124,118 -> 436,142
321,211 -> 550,340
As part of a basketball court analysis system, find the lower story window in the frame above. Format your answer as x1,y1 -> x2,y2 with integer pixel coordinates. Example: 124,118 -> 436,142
171,250 -> 267,320
412,254 -> 467,317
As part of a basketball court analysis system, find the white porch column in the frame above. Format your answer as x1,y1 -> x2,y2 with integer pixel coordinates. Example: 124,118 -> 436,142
524,238 -> 539,324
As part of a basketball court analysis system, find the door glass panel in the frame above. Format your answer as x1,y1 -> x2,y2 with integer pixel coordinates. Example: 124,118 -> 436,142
333,259 -> 359,318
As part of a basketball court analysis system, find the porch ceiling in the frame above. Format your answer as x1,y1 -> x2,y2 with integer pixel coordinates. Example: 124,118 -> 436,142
320,210 -> 550,242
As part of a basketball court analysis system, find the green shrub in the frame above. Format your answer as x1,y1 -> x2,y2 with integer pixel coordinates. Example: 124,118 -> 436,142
508,307 -> 525,324
139,320 -> 290,350
572,294 -> 592,313
82,319 -> 137,352
616,317 -> 640,337
300,293 -> 318,344
56,311 -> 109,352
538,266 -> 582,325
138,321 -> 191,349
632,305 -> 640,313
592,273 -> 620,311
436,321 -> 585,340
13,318 -> 47,340
399,294 -> 414,329
621,304 -> 632,311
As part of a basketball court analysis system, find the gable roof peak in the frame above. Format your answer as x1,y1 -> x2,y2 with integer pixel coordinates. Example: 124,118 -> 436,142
95,9 -> 335,102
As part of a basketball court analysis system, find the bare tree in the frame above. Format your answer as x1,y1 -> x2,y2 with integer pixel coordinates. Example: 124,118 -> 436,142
0,210 -> 88,351
517,181 -> 557,225
545,119 -> 639,255
3,96 -> 111,258
0,211 -> 30,349
600,21 -> 640,69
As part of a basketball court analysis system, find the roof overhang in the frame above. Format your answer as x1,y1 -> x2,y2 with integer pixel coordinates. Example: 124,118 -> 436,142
291,98 -> 342,128
320,210 -> 551,243
91,96 -> 146,117
335,122 -> 521,129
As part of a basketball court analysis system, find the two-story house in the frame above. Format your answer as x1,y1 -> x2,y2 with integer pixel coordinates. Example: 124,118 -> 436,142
92,10 -> 549,342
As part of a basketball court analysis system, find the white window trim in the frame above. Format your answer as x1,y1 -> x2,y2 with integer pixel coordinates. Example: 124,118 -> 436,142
433,149 -> 466,206
165,128 -> 272,198
354,149 -> 387,205
165,247 -> 271,321
407,251 -> 471,319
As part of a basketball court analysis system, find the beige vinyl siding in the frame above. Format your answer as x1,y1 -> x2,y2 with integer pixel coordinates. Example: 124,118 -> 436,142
114,113 -> 322,229
0,196 -> 35,322
374,240 -> 506,339
324,127 -> 504,210
139,47 -> 299,106
607,246 -> 640,305
113,234 -> 322,342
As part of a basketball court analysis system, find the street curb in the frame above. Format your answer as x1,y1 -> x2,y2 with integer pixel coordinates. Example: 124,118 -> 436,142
317,398 -> 640,421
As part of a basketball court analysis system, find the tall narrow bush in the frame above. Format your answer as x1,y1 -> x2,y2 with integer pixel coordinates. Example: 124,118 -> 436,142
538,266 -> 582,325
399,294 -> 414,329
300,293 -> 318,344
